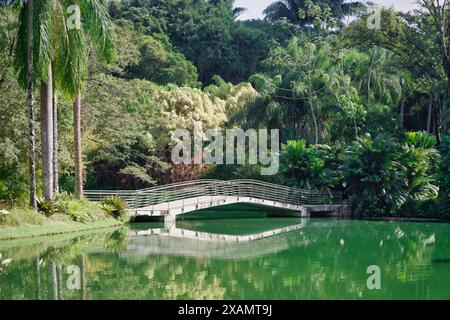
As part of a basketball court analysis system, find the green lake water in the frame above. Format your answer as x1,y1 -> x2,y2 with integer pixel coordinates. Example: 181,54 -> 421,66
1,213 -> 450,300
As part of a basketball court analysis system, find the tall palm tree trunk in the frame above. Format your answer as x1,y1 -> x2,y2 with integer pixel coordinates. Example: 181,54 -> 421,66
51,0 -> 58,194
53,86 -> 59,194
27,0 -> 37,209
40,64 -> 54,201
74,90 -> 83,199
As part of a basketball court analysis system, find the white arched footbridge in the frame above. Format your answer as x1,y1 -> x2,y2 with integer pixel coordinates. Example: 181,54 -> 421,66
85,179 -> 343,223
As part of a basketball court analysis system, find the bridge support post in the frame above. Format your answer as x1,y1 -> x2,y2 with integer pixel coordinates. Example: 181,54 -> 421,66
164,218 -> 176,231
164,212 -> 176,226
300,207 -> 309,217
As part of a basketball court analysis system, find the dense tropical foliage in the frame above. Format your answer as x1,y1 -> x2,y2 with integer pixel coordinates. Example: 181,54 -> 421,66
0,0 -> 448,218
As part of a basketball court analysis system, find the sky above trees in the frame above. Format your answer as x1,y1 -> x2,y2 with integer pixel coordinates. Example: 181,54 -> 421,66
234,0 -> 419,20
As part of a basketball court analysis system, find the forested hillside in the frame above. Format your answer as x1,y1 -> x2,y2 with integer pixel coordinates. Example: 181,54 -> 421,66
0,0 -> 449,217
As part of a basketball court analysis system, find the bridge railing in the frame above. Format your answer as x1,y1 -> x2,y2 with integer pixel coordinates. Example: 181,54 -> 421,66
85,179 -> 342,210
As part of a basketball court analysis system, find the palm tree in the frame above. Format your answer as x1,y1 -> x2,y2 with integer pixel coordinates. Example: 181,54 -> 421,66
53,86 -> 59,193
233,38 -> 349,144
26,0 -> 37,208
3,0 -> 38,207
40,58 -> 54,201
324,0 -> 366,19
55,0 -> 115,199
264,0 -> 365,26
15,0 -> 54,201
14,0 -> 114,201
232,7 -> 247,20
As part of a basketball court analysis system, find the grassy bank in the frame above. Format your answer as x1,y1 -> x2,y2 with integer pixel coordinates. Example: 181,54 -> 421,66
0,198 -> 126,240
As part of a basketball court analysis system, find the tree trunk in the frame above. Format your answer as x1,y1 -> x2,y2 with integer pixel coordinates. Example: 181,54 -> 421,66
427,94 -> 433,133
74,90 -> 83,199
367,49 -> 375,107
434,97 -> 442,144
51,0 -> 58,194
442,87 -> 449,136
436,91 -> 448,135
40,64 -> 54,202
27,0 -> 37,209
400,98 -> 405,128
53,88 -> 59,194
309,96 -> 319,145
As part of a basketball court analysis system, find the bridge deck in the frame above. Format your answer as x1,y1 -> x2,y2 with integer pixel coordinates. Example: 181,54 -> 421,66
85,179 -> 343,221
130,196 -> 303,217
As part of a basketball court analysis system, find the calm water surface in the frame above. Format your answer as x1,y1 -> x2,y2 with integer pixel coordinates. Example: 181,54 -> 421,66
1,214 -> 449,300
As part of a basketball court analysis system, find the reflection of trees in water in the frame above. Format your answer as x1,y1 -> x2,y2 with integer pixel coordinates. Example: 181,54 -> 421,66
0,221 -> 449,299
104,228 -> 130,253
80,254 -> 87,300
79,221 -> 450,299
35,256 -> 41,300
0,229 -> 122,299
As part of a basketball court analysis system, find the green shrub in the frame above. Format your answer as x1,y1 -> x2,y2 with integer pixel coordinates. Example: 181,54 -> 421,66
104,228 -> 129,253
280,140 -> 334,190
52,193 -> 85,222
65,210 -> 90,223
399,131 -> 440,202
37,199 -> 60,217
342,133 -> 407,216
53,192 -> 73,203
100,204 -> 115,216
0,167 -> 29,207
101,195 -> 128,219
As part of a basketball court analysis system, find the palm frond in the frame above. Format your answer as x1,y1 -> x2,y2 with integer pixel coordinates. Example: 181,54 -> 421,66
78,0 -> 115,63
14,0 -> 52,87
55,23 -> 88,97
232,7 -> 247,19
263,1 -> 296,23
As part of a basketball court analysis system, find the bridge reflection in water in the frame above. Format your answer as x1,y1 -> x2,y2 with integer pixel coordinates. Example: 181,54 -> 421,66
123,218 -> 309,259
